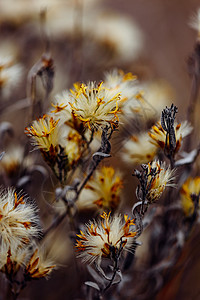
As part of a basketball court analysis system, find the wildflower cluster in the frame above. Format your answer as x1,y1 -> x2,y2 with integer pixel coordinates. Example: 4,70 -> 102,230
0,187 -> 56,291
25,70 -> 141,183
1,3 -> 200,300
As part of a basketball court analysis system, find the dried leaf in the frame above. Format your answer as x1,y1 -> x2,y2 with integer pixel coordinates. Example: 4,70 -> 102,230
85,281 -> 100,291
87,265 -> 105,286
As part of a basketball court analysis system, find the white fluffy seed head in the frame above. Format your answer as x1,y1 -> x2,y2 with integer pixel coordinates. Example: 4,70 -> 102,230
76,212 -> 136,265
0,188 -> 40,250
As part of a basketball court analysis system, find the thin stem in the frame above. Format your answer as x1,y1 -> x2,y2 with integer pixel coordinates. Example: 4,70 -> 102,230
43,160 -> 98,238
103,259 -> 118,293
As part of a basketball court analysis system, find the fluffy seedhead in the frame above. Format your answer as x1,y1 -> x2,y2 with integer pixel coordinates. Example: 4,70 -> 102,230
76,212 -> 136,265
0,188 -> 39,250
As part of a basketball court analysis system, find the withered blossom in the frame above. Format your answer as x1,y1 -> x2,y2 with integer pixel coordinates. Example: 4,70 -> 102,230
54,81 -> 121,130
0,54 -> 23,99
146,161 -> 175,203
180,177 -> 200,217
104,70 -> 138,106
25,114 -> 61,153
122,132 -> 157,165
76,212 -> 136,265
134,160 -> 175,205
0,188 -> 39,250
0,244 -> 27,276
0,146 -> 34,178
25,247 -> 56,279
149,120 -> 192,155
77,166 -> 123,211
25,115 -> 86,182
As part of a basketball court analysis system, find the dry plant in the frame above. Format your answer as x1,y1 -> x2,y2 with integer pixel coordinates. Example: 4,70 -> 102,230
1,1 -> 200,300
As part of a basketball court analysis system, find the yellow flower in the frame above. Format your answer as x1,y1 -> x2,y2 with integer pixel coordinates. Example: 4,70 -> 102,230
51,90 -> 71,124
25,115 -> 60,152
145,160 -> 175,203
77,166 -> 123,211
148,121 -> 192,154
69,81 -> 121,130
76,212 -> 136,265
64,130 -> 86,167
180,177 -> 200,217
122,132 -> 157,165
0,244 -> 27,276
104,69 -> 138,105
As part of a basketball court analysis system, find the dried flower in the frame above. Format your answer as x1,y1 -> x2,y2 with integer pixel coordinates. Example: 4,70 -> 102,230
134,160 -> 175,205
63,130 -> 86,166
77,166 -> 123,211
25,246 -> 56,279
148,120 -> 192,155
76,211 -> 136,265
122,80 -> 173,122
0,188 -> 39,250
140,80 -> 173,119
25,114 -> 87,182
25,115 -> 61,152
69,81 -> 121,130
51,90 -> 71,124
0,55 -> 23,99
0,244 -> 27,276
0,146 -> 33,178
122,132 -> 157,165
180,177 -> 200,217
146,161 -> 175,203
189,8 -> 200,39
104,69 -> 138,105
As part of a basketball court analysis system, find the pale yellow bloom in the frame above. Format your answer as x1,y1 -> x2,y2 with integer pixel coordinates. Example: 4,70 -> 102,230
148,121 -> 192,154
0,54 -> 23,99
146,160 -> 175,203
76,212 -> 136,265
51,90 -> 71,124
25,115 -> 61,152
52,81 -> 121,130
122,132 -> 157,165
104,69 -> 138,105
77,166 -> 123,211
0,244 -> 27,275
0,146 -> 34,177
180,177 -> 200,217
69,81 -> 121,130
64,131 -> 86,165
